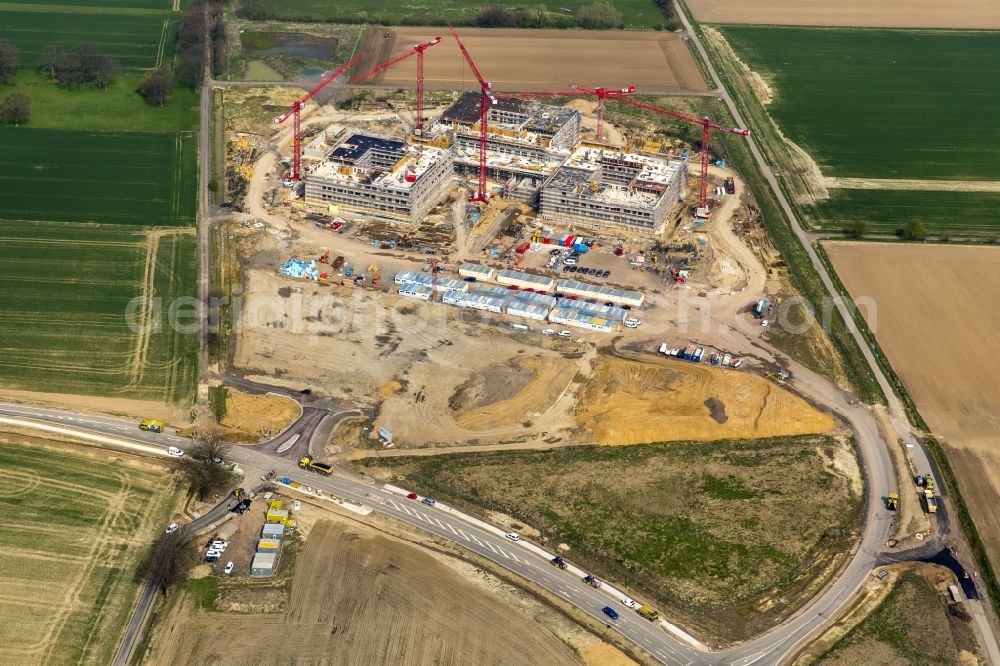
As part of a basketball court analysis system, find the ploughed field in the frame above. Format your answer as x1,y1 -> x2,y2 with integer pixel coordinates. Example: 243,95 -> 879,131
824,242 -> 1000,584
687,0 -> 1000,29
0,440 -> 178,665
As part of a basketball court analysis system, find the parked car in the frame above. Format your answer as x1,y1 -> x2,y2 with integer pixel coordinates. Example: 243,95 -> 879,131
293,500 -> 301,511
167,446 -> 184,457
602,270 -> 610,278
504,532 -> 520,542
165,522 -> 179,534
558,331 -> 572,338
621,597 -> 640,610
624,318 -> 641,328
542,329 -> 556,335
564,258 -> 577,266
463,276 -> 477,282
422,497 -> 436,506
602,606 -> 620,620
562,266 -> 572,272
282,179 -> 294,188
224,561 -> 234,575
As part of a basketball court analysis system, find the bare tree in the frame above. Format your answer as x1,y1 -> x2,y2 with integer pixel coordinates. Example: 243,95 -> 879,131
179,430 -> 236,500
40,44 -> 62,81
138,68 -> 172,106
0,41 -> 18,83
0,92 -> 30,125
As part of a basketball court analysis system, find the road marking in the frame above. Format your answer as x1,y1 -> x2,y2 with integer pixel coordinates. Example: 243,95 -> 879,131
455,528 -> 472,541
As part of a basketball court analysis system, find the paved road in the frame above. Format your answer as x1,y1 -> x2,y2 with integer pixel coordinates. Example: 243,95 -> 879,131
0,400 -> 900,665
113,492 -> 238,666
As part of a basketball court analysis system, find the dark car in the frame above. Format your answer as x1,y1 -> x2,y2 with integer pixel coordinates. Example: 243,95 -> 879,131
567,266 -> 578,273
602,270 -> 610,278
562,266 -> 572,272
602,606 -> 619,620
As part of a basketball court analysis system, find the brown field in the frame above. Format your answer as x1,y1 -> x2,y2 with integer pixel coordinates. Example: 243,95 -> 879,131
576,356 -> 835,444
824,242 -> 1000,572
686,0 -> 1000,29
219,388 -> 300,439
145,516 -> 598,666
359,28 -> 709,93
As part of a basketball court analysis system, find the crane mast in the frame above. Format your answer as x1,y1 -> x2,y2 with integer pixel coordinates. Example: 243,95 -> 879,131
349,36 -> 443,134
274,53 -> 362,181
450,27 -> 496,203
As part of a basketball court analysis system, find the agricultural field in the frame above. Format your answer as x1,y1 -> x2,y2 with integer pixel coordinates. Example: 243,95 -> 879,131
713,26 -> 1000,235
815,567 -> 978,665
687,0 -> 1000,29
359,27 -> 708,93
0,439 -> 179,665
0,128 -> 197,226
13,0 -> 174,10
0,221 -> 199,401
803,189 -> 1000,237
356,434 -> 863,642
0,11 -> 170,69
145,515 -> 597,665
237,0 -> 669,30
823,242 -> 1000,583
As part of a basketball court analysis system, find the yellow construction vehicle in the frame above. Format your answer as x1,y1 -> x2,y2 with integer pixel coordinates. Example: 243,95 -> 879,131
139,419 -> 164,433
637,605 -> 660,621
927,496 -> 938,514
887,492 -> 898,510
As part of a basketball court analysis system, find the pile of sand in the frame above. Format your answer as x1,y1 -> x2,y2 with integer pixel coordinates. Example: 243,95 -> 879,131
220,388 -> 300,438
575,357 -> 834,444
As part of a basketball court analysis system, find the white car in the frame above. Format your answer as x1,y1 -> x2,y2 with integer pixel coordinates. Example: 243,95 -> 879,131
293,500 -> 301,511
558,331 -> 571,338
504,532 -> 520,542
624,318 -> 641,328
282,179 -> 294,187
167,446 -> 184,457
621,597 -> 640,610
563,258 -> 577,266
224,561 -> 234,575
542,329 -> 556,336
165,522 -> 179,534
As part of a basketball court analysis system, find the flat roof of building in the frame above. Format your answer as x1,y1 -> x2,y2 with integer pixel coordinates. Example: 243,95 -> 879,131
441,92 -> 578,137
252,552 -> 277,566
507,301 -> 551,317
497,269 -> 554,288
557,279 -> 644,304
400,282 -> 434,295
549,307 -> 612,328
557,298 -> 628,321
512,290 -> 558,308
443,290 -> 506,309
310,133 -> 450,192
459,263 -> 494,276
331,133 -> 406,163
545,147 -> 685,209
471,284 -> 510,299
441,92 -> 530,126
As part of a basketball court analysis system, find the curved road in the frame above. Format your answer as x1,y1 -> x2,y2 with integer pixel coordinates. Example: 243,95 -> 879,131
0,398 -> 898,665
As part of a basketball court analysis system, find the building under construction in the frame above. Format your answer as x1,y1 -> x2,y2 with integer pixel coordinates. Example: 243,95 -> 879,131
305,132 -> 453,223
539,147 -> 687,234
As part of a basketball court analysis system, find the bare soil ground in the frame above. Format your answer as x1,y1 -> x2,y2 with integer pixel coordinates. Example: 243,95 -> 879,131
219,388 -> 300,439
576,355 -> 834,444
362,27 -> 708,93
824,242 -> 1000,575
145,513 -> 606,666
687,0 -> 1000,29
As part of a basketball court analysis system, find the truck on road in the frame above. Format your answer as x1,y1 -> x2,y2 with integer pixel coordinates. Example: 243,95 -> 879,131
298,457 -> 334,475
637,605 -> 659,621
550,556 -> 568,570
583,574 -> 602,588
139,419 -> 164,433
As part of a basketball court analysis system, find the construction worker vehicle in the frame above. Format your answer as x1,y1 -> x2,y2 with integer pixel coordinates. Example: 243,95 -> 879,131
298,457 -> 334,475
637,605 -> 660,621
887,492 -> 899,510
550,556 -> 568,570
583,574 -> 602,588
927,496 -> 938,514
139,419 -> 165,433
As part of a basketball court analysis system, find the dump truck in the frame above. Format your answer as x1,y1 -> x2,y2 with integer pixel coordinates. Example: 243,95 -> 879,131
550,556 -> 568,570
637,605 -> 660,621
298,457 -> 334,475
583,574 -> 602,588
725,176 -> 736,194
927,496 -> 938,514
139,419 -> 165,433
887,492 -> 899,510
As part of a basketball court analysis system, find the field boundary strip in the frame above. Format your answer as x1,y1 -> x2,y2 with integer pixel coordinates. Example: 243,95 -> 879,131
0,2 -> 171,16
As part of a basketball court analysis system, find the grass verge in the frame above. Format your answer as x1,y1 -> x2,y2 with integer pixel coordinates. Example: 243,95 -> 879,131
356,434 -> 863,642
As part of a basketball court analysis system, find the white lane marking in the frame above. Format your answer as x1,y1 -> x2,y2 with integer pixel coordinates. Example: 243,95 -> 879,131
455,528 -> 472,541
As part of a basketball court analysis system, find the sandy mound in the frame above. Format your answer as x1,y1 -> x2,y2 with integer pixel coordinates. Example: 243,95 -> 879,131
453,357 -> 576,431
220,388 -> 300,438
575,357 -> 833,444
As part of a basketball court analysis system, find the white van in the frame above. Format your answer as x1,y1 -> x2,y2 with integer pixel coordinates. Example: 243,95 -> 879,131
542,329 -> 556,336
558,331 -> 572,338
624,318 -> 641,328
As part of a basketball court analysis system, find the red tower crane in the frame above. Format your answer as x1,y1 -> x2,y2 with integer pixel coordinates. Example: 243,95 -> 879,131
349,36 -> 443,134
450,27 -> 496,203
274,53 -> 363,181
614,97 -> 749,216
510,85 -> 635,142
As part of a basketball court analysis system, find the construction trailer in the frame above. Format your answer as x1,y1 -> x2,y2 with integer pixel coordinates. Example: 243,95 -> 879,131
251,551 -> 277,577
399,282 -> 434,301
261,523 -> 286,542
556,279 -> 644,308
458,262 -> 496,281
496,268 -> 555,292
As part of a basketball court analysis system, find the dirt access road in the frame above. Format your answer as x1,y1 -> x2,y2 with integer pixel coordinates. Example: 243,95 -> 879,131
359,28 -> 709,94
825,242 -> 1000,576
686,0 -> 1000,29
145,513 -> 612,666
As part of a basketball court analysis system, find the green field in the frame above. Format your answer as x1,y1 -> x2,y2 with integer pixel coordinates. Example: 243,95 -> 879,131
0,439 -> 179,665
357,435 -> 862,641
0,222 -> 198,400
817,569 -> 975,665
719,27 -> 1000,181
804,188 -> 1000,237
0,71 -> 199,131
0,127 -> 197,226
0,10 -> 169,68
238,0 -> 668,29
5,0 -> 172,9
